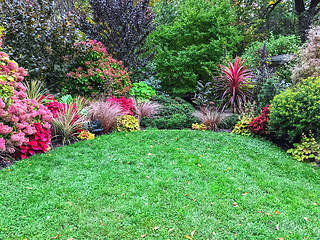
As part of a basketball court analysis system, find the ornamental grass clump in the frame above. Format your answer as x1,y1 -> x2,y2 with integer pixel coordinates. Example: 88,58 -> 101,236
193,107 -> 227,130
88,101 -> 124,134
132,98 -> 160,124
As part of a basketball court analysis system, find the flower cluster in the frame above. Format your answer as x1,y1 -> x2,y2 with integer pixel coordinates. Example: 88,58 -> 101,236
192,123 -> 207,131
249,105 -> 270,136
106,96 -> 134,115
0,50 -> 53,161
19,122 -> 51,159
78,130 -> 95,141
64,40 -> 132,97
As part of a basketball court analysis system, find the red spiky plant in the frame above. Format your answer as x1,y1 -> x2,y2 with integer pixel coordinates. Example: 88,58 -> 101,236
218,56 -> 253,113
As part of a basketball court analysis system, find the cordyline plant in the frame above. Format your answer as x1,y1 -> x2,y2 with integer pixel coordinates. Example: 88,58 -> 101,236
218,56 -> 254,113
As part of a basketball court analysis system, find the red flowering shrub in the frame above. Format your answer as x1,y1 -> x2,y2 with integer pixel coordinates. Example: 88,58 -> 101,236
0,49 -> 53,162
106,96 -> 134,115
20,123 -> 51,159
63,40 -> 132,97
249,105 -> 270,136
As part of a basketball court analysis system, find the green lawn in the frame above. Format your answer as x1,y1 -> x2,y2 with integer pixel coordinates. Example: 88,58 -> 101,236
0,130 -> 319,239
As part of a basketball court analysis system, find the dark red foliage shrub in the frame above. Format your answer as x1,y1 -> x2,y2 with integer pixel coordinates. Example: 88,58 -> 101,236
249,105 -> 270,136
19,123 -> 51,159
106,96 -> 134,115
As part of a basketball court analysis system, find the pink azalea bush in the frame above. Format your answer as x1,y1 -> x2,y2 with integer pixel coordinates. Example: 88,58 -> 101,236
0,49 -> 53,162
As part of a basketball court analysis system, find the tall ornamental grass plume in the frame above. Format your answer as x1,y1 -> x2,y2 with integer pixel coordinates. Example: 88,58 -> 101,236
218,56 -> 253,113
0,47 -> 53,163
193,107 -> 228,130
132,98 -> 161,124
88,101 -> 124,134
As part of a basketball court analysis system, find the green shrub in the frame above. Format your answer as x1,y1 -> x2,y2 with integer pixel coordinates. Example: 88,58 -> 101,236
129,82 -> 156,101
242,33 -> 300,68
218,114 -> 240,129
269,77 -> 320,143
232,116 -> 254,136
287,132 -> 320,162
141,95 -> 197,129
114,115 -> 140,132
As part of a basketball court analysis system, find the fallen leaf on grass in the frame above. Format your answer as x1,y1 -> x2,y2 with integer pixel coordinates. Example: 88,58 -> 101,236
235,233 -> 237,236
52,234 -> 60,239
233,202 -> 238,207
304,217 -> 309,221
100,220 -> 105,226
67,238 -> 75,240
184,235 -> 192,240
266,213 -> 272,216
276,224 -> 279,230
275,210 -> 280,214
141,234 -> 146,238
154,227 -> 160,230
276,238 -> 284,240
25,187 -> 32,189
191,230 -> 196,237
187,181 -> 190,184
243,192 -> 248,195
168,227 -> 174,232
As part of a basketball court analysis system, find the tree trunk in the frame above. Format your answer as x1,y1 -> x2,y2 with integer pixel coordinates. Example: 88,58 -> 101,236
295,0 -> 319,43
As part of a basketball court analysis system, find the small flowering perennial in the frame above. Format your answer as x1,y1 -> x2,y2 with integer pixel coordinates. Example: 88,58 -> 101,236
192,123 -> 207,131
78,130 -> 95,141
0,48 -> 53,161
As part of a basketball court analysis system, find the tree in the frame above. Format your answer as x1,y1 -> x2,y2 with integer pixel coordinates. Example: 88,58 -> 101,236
151,0 -> 241,97
0,0 -> 80,89
74,0 -> 155,81
264,0 -> 320,42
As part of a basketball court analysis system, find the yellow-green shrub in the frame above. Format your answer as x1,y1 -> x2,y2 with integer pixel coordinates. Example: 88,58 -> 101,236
115,115 -> 140,132
232,117 -> 254,136
287,132 -> 320,162
269,77 -> 320,143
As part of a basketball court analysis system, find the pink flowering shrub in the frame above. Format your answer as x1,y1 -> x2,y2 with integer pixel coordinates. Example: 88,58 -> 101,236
0,49 -> 53,161
63,40 -> 132,97
249,105 -> 270,136
106,96 -> 134,115
20,122 -> 51,159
